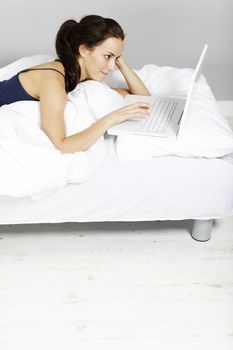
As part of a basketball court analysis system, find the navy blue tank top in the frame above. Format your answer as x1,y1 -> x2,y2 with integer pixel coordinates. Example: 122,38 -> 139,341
0,68 -> 65,107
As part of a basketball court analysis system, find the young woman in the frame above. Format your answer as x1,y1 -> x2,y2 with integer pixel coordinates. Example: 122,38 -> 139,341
0,15 -> 151,153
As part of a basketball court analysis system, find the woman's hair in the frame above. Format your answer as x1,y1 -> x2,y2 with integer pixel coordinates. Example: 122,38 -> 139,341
55,15 -> 125,92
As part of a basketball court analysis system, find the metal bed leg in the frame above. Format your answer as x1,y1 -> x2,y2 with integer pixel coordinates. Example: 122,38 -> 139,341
191,219 -> 213,242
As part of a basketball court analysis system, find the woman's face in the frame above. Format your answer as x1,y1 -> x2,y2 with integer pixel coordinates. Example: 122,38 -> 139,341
79,37 -> 124,81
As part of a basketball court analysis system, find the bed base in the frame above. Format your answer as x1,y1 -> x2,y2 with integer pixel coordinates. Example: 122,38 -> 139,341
0,218 -> 214,241
191,219 -> 213,241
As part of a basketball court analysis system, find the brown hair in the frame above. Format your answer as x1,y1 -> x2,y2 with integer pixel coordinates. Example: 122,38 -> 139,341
55,15 -> 125,92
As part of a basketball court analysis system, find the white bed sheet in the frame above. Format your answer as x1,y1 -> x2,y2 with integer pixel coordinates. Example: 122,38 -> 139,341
0,136 -> 233,225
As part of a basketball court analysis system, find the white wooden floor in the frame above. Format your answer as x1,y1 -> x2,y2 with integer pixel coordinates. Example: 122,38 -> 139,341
0,217 -> 233,350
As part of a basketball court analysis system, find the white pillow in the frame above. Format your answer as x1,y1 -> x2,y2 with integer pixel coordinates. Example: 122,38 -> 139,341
111,65 -> 233,160
0,54 -> 55,80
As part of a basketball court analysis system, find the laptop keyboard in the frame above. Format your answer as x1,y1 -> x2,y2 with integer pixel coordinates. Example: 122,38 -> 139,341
139,99 -> 178,132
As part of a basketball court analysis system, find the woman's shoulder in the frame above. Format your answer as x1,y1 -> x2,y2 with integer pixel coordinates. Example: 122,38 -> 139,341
30,61 -> 65,76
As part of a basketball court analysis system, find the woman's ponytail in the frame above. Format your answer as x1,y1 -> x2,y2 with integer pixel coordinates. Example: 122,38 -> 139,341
55,20 -> 81,92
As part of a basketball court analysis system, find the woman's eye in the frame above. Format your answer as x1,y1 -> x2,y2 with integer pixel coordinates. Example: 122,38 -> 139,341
104,55 -> 111,61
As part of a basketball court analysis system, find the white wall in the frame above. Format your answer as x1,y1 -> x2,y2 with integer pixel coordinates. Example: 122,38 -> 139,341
0,0 -> 232,99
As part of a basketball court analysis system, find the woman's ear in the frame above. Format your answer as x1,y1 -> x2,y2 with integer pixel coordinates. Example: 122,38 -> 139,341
79,44 -> 89,58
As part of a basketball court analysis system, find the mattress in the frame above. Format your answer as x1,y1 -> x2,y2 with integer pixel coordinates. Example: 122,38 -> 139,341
0,136 -> 233,225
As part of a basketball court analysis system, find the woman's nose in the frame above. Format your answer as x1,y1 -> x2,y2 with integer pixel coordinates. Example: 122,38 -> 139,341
108,60 -> 115,71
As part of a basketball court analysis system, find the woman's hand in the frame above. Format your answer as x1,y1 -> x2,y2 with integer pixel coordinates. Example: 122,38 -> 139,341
115,55 -> 125,69
105,102 -> 151,127
114,56 -> 151,96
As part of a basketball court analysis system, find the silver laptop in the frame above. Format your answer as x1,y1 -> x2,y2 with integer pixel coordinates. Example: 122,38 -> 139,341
107,44 -> 208,139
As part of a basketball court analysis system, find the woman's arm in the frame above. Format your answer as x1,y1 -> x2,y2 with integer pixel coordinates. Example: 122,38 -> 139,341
112,87 -> 130,97
39,76 -> 151,154
115,56 -> 151,96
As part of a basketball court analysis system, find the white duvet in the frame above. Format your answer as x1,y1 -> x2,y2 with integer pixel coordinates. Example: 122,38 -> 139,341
0,55 -> 233,199
0,79 -> 124,199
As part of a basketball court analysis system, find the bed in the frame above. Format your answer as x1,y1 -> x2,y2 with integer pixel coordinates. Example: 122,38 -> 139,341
0,135 -> 233,241
0,56 -> 233,242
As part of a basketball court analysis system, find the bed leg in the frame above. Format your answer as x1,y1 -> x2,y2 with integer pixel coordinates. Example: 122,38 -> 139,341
191,219 -> 213,242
